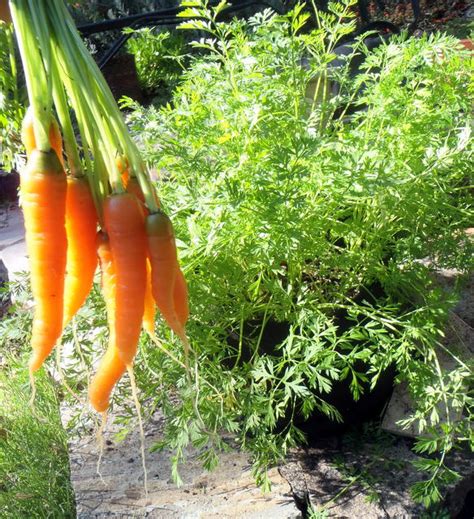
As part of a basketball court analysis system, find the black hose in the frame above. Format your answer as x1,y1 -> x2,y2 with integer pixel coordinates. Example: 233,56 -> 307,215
91,0 -> 283,69
78,0 -> 283,36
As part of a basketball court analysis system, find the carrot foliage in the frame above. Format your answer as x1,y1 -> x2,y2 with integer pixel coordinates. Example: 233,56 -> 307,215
0,0 -> 472,511
121,0 -> 473,505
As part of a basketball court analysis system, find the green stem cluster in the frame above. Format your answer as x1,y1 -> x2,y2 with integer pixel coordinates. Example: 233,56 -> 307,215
5,23 -> 17,103
49,0 -> 158,211
9,0 -> 160,215
9,0 -> 51,151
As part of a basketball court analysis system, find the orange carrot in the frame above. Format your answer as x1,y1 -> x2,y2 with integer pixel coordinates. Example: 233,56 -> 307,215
89,344 -> 126,412
89,344 -> 127,413
104,193 -> 147,365
126,177 -> 145,205
126,176 -> 148,217
89,231 -> 127,412
143,259 -> 156,335
126,182 -> 163,336
89,232 -> 123,411
146,211 -> 186,341
174,267 -> 189,327
22,150 -> 67,372
127,176 -> 161,212
96,231 -> 115,314
116,156 -> 130,188
21,108 -> 64,165
63,176 -> 98,326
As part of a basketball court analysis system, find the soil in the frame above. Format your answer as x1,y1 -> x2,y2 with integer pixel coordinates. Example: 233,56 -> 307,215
280,434 -> 474,518
363,0 -> 472,35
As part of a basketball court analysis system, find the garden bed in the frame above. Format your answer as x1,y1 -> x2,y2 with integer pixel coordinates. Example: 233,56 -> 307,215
0,1 -> 472,517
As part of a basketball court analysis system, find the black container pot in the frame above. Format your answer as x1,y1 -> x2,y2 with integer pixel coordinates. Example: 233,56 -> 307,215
226,282 -> 397,437
294,361 -> 396,439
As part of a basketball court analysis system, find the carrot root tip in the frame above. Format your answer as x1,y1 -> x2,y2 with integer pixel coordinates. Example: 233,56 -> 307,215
28,369 -> 37,408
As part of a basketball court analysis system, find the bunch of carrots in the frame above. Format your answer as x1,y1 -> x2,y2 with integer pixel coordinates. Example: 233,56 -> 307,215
3,0 -> 189,413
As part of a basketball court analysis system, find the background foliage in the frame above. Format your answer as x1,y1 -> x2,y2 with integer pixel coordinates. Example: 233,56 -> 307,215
0,21 -> 24,171
126,28 -> 189,102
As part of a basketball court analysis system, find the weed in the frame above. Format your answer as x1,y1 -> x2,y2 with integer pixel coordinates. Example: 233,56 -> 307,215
0,308 -> 75,518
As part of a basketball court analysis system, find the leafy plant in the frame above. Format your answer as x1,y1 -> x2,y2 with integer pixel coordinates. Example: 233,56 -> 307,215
126,27 -> 189,101
0,20 -> 24,171
66,0 -> 181,56
122,0 -> 473,504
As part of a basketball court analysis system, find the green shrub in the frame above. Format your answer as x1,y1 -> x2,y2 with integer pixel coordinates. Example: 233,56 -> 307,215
126,28 -> 189,100
0,279 -> 75,518
123,0 -> 473,503
66,1 -> 182,57
0,21 -> 24,170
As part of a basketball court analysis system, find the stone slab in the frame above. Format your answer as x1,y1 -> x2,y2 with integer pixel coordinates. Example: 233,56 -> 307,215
429,263 -> 474,329
62,407 -> 301,519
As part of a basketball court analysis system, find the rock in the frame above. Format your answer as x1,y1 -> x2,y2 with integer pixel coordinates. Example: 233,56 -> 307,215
382,310 -> 473,438
444,465 -> 474,517
382,314 -> 473,438
453,276 -> 474,329
382,267 -> 473,438
429,266 -> 474,329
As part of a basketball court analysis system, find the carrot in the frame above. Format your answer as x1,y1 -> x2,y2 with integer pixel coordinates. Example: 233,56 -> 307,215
89,231 -> 127,412
127,176 -> 161,212
116,156 -> 130,189
174,267 -> 189,327
21,107 -> 64,165
143,259 -> 156,335
126,177 -> 145,205
126,176 -> 148,219
104,193 -> 147,365
96,231 -> 115,315
22,149 -> 67,372
146,211 -> 186,341
63,176 -> 98,326
89,344 -> 126,412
